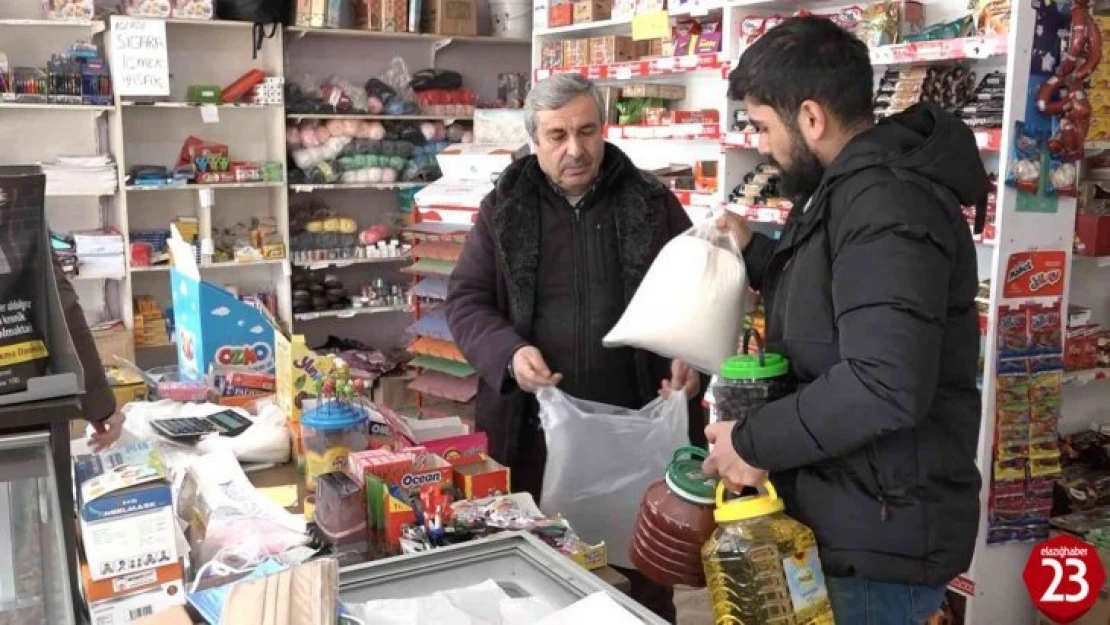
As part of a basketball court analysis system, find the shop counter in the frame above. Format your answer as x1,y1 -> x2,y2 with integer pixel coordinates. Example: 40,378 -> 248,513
244,461 -> 632,594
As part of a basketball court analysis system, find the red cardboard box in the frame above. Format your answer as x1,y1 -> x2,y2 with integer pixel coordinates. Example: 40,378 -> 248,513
453,456 -> 511,499
421,432 -> 488,465
1076,214 -> 1110,257
549,3 -> 573,26
349,447 -> 453,495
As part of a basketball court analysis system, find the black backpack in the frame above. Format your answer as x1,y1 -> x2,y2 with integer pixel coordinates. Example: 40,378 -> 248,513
215,0 -> 292,57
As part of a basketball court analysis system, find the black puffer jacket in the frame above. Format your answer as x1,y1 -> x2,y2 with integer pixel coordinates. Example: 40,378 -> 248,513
732,104 -> 986,586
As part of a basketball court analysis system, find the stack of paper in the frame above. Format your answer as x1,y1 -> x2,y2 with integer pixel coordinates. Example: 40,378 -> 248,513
40,155 -> 118,196
73,230 -> 126,278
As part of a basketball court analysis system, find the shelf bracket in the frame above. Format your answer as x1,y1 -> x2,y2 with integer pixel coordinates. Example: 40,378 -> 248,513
430,38 -> 453,67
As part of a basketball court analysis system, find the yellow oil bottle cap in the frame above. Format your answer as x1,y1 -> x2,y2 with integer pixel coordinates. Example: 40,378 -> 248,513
714,480 -> 785,523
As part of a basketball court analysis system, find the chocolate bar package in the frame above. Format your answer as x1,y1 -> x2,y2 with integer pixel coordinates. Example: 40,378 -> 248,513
0,170 -> 50,395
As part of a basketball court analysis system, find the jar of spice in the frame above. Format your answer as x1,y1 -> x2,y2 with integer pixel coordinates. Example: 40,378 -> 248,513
712,328 -> 795,424
630,446 -> 718,587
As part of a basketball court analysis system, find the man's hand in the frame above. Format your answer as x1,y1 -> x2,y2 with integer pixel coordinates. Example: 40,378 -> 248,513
703,421 -> 766,491
717,211 -> 753,252
511,346 -> 563,393
660,359 -> 699,398
89,412 -> 125,452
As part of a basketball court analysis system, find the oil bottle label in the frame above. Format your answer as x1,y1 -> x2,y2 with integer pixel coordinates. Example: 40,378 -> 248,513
783,546 -> 828,614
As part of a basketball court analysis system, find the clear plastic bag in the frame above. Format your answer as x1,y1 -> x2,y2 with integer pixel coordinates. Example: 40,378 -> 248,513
537,388 -> 689,568
603,211 -> 748,374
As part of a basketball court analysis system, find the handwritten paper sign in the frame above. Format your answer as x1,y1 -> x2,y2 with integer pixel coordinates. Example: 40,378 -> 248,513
111,18 -> 170,97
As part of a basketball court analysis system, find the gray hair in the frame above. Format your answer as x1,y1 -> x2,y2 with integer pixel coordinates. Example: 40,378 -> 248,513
523,74 -> 607,141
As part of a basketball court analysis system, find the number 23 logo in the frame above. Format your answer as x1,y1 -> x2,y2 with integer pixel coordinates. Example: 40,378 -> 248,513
1041,558 -> 1090,603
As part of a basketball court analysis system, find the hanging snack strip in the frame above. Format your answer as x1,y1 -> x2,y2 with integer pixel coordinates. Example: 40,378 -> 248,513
987,302 -> 1065,544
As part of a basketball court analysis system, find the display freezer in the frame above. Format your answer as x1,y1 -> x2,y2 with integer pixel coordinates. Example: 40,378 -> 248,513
0,430 -> 75,625
338,531 -> 668,623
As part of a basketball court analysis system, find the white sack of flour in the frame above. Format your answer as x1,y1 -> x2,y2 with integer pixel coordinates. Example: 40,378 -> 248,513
603,218 -> 748,374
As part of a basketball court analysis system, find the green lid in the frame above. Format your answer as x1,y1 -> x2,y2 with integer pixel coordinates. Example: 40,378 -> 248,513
665,447 -> 717,504
720,352 -> 790,380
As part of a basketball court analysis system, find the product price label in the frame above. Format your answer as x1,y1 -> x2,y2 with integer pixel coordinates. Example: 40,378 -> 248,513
1023,534 -> 1106,623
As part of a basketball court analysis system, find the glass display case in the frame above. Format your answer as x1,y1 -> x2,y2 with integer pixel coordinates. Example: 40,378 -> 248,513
0,431 -> 75,625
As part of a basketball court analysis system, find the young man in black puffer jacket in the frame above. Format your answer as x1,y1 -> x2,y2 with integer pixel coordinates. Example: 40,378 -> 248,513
703,17 -> 986,624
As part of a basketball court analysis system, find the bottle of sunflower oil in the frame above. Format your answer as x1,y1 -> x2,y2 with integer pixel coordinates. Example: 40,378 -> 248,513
701,481 -> 835,624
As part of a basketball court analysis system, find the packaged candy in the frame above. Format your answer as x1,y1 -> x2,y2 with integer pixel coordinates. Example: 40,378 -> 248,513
996,404 -> 1029,425
997,439 -> 1028,461
971,0 -> 1009,35
1006,122 -> 1042,194
1029,370 -> 1062,403
1030,456 -> 1062,478
993,479 -> 1027,497
996,375 -> 1028,405
994,457 -> 1026,481
1029,437 -> 1060,459
999,422 -> 1030,441
997,305 -> 1029,357
1028,305 -> 1063,355
1047,154 -> 1080,196
1030,397 -> 1061,423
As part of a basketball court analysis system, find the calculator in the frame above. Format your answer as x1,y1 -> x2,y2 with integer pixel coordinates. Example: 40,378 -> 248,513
150,410 -> 254,441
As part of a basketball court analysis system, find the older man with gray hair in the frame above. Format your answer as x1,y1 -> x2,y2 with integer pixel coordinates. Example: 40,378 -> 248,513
445,74 -> 703,621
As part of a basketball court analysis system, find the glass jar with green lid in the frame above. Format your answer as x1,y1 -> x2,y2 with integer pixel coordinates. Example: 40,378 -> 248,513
712,328 -> 795,424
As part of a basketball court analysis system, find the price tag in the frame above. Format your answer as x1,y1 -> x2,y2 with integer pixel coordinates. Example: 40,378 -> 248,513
632,10 -> 670,41
200,104 -> 219,124
1024,535 -> 1106,623
655,57 -> 676,71
614,65 -> 633,80
756,207 -> 781,224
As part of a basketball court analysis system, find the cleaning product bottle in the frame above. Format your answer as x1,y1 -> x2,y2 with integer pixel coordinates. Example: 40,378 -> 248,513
702,481 -> 834,624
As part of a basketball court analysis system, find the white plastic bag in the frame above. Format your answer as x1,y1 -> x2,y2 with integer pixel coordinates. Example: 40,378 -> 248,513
603,215 -> 748,374
537,387 -> 689,568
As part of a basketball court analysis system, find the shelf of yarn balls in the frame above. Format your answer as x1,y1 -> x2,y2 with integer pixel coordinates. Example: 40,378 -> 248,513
287,115 -> 468,187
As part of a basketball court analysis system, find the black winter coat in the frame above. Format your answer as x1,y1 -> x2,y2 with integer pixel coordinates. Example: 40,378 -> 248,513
733,104 -> 985,586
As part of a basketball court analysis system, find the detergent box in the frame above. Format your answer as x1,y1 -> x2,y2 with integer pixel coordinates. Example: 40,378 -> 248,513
166,230 -> 276,401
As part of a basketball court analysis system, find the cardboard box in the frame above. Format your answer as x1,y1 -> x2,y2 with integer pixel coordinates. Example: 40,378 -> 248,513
349,446 -> 454,494
381,0 -> 409,31
434,143 -> 531,181
74,442 -> 179,581
541,40 -> 564,68
365,474 -> 416,556
295,0 -> 328,26
373,371 -> 418,410
621,83 -> 686,100
573,0 -> 611,22
563,38 -> 590,67
87,587 -> 186,625
81,557 -> 184,604
588,35 -> 634,65
353,0 -> 381,29
549,2 -> 574,27
453,456 -> 511,499
423,0 -> 478,36
92,322 -> 134,367
1076,214 -> 1110,256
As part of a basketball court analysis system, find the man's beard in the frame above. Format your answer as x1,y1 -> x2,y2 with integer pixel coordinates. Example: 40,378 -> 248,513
774,126 -> 825,201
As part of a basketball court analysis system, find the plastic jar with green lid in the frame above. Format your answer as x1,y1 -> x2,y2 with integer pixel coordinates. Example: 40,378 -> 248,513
712,328 -> 795,424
